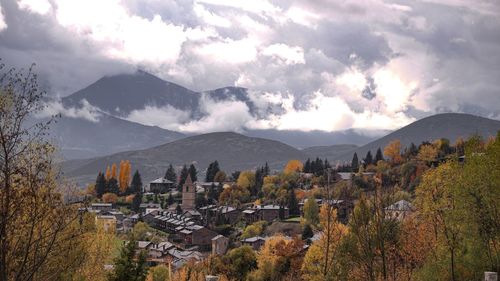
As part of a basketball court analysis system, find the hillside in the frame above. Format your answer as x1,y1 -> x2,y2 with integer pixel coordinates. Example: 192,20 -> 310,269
333,113 -> 500,163
302,144 -> 358,160
63,132 -> 308,185
49,113 -> 185,159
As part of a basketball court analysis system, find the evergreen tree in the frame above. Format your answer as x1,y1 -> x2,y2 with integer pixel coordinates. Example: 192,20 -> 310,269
364,151 -> 373,166
95,172 -> 106,198
231,171 -> 241,181
302,223 -> 314,241
109,238 -> 148,281
175,205 -> 182,215
106,178 -> 120,194
167,193 -> 174,206
304,158 -> 311,173
205,160 -> 220,182
351,152 -> 359,172
288,189 -> 300,216
264,162 -> 270,176
153,194 -> 159,204
164,164 -> 177,183
375,147 -> 384,163
188,164 -> 198,182
130,171 -> 143,213
178,165 -> 189,191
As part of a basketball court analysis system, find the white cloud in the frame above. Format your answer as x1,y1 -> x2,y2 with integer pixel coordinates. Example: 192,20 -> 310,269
17,0 -> 51,15
195,38 -> 258,64
262,43 -> 305,65
196,0 -> 281,16
180,95 -> 254,133
37,99 -> 102,122
126,105 -> 191,130
0,3 -> 7,31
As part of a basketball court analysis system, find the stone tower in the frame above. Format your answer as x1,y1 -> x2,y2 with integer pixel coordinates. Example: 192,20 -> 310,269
182,174 -> 196,210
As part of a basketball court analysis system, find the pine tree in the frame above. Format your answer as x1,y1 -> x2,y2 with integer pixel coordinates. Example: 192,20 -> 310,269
288,189 -> 300,216
264,162 -> 270,176
109,238 -> 148,281
364,151 -> 373,166
375,147 -> 384,163
351,152 -> 359,172
106,178 -> 119,194
131,170 -> 143,213
167,193 -> 174,206
302,223 -> 314,241
176,205 -> 182,215
179,165 -> 189,190
205,160 -> 220,182
188,164 -> 198,182
304,158 -> 311,173
164,164 -> 177,183
95,172 -> 106,198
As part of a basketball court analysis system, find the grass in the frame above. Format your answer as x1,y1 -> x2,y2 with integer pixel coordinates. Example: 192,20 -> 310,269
284,216 -> 301,222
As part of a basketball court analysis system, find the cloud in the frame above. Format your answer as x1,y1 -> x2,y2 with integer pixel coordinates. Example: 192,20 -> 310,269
1,0 -> 499,133
37,99 -> 102,122
0,3 -> 6,31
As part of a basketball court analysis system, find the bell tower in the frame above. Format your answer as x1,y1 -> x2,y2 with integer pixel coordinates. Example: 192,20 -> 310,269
182,174 -> 196,210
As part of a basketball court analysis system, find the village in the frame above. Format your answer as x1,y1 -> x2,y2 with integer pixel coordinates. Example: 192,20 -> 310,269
84,159 -> 415,279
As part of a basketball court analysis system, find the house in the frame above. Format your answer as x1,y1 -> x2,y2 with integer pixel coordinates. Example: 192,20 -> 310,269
385,200 -> 414,220
211,235 -> 229,255
167,248 -> 204,270
322,199 -> 354,224
91,203 -> 113,212
201,205 -> 241,225
260,205 -> 289,221
241,236 -> 266,251
149,177 -> 175,193
243,209 -> 260,224
142,210 -> 160,226
95,215 -> 116,233
177,224 -> 218,250
139,203 -> 161,214
122,214 -> 139,232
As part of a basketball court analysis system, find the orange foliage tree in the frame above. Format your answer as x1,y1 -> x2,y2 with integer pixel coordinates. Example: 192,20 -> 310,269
118,160 -> 131,192
111,163 -> 117,179
284,160 -> 304,174
102,193 -> 118,203
384,139 -> 402,164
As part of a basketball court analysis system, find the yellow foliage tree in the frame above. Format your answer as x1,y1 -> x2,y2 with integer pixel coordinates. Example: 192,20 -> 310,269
384,139 -> 402,164
284,160 -> 304,174
105,165 -> 111,180
119,160 -> 131,192
237,171 -> 256,190
417,144 -> 438,164
302,205 -> 348,281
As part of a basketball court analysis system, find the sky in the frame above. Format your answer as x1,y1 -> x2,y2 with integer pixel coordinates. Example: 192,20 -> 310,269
0,0 -> 499,133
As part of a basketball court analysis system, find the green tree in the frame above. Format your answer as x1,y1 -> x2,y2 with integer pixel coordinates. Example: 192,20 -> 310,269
96,172 -> 107,198
147,265 -> 169,281
304,197 -> 320,226
222,246 -> 257,280
351,152 -> 359,172
288,189 -> 300,216
375,147 -> 384,163
188,164 -> 198,182
178,165 -> 189,190
364,151 -> 373,166
164,164 -> 177,183
131,170 -> 143,213
109,238 -> 148,281
302,224 -> 314,241
205,160 -> 220,182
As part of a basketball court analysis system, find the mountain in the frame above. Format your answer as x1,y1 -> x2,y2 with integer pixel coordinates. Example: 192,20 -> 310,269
302,144 -> 359,160
62,132 -> 308,185
333,113 -> 500,163
62,70 -> 200,116
48,113 -> 185,159
245,129 -> 381,148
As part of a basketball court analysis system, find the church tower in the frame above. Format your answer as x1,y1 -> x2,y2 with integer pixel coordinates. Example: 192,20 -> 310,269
182,174 -> 196,210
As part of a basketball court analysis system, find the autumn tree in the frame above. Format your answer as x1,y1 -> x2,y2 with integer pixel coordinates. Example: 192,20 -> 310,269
284,160 -> 303,174
0,63 -> 86,280
147,265 -> 169,281
102,192 -> 119,203
417,144 -> 438,165
222,246 -> 257,280
105,165 -> 112,180
214,170 -> 227,183
302,206 -> 348,281
384,140 -> 402,164
111,163 -> 117,179
119,160 -> 131,193
237,171 -> 256,194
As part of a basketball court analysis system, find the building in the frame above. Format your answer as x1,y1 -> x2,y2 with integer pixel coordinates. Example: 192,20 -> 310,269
385,200 -> 414,221
149,177 -> 175,193
211,235 -> 229,255
242,205 -> 289,223
91,203 -> 113,212
241,236 -> 266,250
177,224 -> 218,250
95,215 -> 117,233
182,174 -> 196,210
200,205 -> 241,225
139,203 -> 161,214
